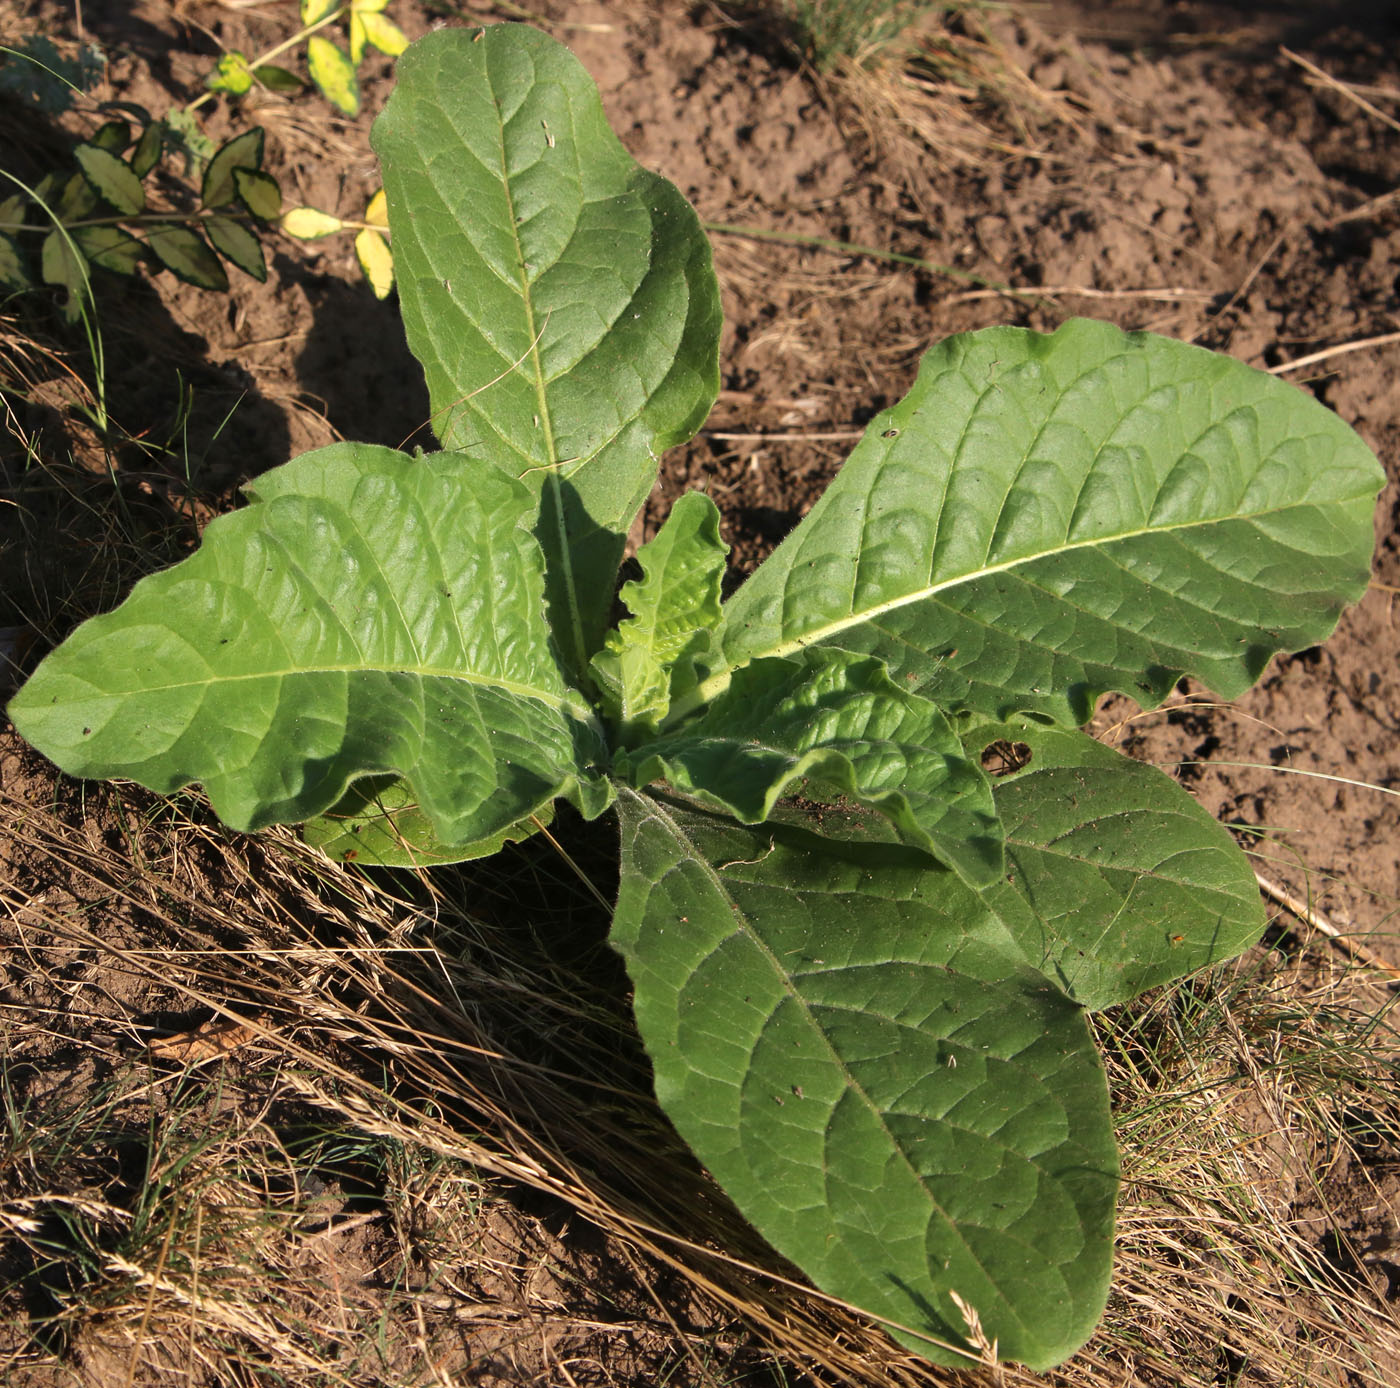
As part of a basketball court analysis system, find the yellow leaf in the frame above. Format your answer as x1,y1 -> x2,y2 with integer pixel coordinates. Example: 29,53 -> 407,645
281,206 -> 345,238
300,0 -> 340,23
360,11 -> 409,58
355,227 -> 394,299
306,35 -> 360,116
364,188 -> 388,227
349,11 -> 367,66
351,0 -> 390,12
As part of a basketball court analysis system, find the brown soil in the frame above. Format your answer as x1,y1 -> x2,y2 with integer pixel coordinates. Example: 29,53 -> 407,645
3,0 -> 1400,1384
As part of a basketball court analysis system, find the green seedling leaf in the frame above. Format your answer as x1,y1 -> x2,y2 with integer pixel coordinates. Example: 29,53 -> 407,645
206,214 -> 267,282
965,716 -> 1264,1009
590,491 -> 727,730
281,206 -> 344,238
233,168 -> 281,222
202,128 -> 265,209
307,36 -> 360,116
207,51 -> 254,96
130,120 -> 163,178
255,64 -> 302,94
9,443 -> 610,849
165,109 -> 216,172
0,233 -> 31,290
716,320 -> 1386,725
372,24 -> 721,673
89,119 -> 131,153
354,227 -> 393,298
304,774 -> 550,866
74,143 -> 146,216
144,224 -> 228,290
74,224 -> 143,276
613,788 -> 1118,1370
620,647 -> 1003,887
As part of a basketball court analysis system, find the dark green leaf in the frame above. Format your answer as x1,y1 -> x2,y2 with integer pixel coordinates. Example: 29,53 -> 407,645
56,170 -> 97,221
254,64 -> 302,94
74,143 -> 146,216
73,224 -> 143,276
205,214 -> 266,281
0,233 -> 31,290
144,224 -> 228,290
201,127 -> 264,209
130,119 -> 163,178
232,167 -> 280,222
613,788 -> 1118,1369
40,228 -> 87,321
0,192 -> 28,229
0,36 -> 102,114
89,119 -> 131,153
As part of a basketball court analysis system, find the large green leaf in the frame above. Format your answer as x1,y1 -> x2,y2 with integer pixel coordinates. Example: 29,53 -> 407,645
963,716 -> 1264,1009
372,24 -> 721,673
590,490 -> 727,731
613,788 -> 1118,1370
9,444 -> 608,848
709,320 -> 1384,725
620,647 -> 1004,888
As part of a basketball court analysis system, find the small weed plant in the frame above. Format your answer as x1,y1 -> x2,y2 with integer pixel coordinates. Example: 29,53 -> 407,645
8,24 -> 1384,1370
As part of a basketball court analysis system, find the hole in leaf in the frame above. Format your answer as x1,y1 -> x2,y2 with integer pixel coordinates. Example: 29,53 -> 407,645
980,739 -> 1032,777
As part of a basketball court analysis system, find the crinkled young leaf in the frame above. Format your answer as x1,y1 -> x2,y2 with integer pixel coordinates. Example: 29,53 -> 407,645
590,490 -> 727,730
620,647 -> 1003,887
372,24 -> 721,672
713,320 -> 1385,725
9,443 -> 608,850
963,716 -> 1264,1009
613,788 -> 1118,1370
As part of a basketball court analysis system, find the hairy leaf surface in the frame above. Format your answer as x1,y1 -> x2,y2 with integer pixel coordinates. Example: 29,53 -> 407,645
714,320 -> 1385,724
620,648 -> 1003,887
613,788 -> 1118,1370
373,25 -> 721,670
10,443 -> 607,847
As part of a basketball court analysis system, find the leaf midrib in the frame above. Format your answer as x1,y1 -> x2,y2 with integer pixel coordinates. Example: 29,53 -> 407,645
682,498 -> 1344,722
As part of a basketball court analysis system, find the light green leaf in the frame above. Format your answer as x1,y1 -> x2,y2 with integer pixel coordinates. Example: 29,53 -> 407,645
715,320 -> 1385,725
613,788 -> 1118,1370
354,226 -> 393,298
144,224 -> 228,290
371,24 -> 721,674
206,214 -> 266,282
233,167 -> 281,222
307,35 -> 360,116
202,128 -> 264,209
9,444 -> 609,848
303,774 -> 555,867
73,224 -> 143,276
590,491 -> 727,730
207,51 -> 254,96
359,10 -> 408,57
620,647 -> 1003,887
280,206 -> 344,239
964,716 -> 1264,1009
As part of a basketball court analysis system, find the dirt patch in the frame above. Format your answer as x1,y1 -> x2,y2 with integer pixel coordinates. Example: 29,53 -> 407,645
3,0 -> 1400,1383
